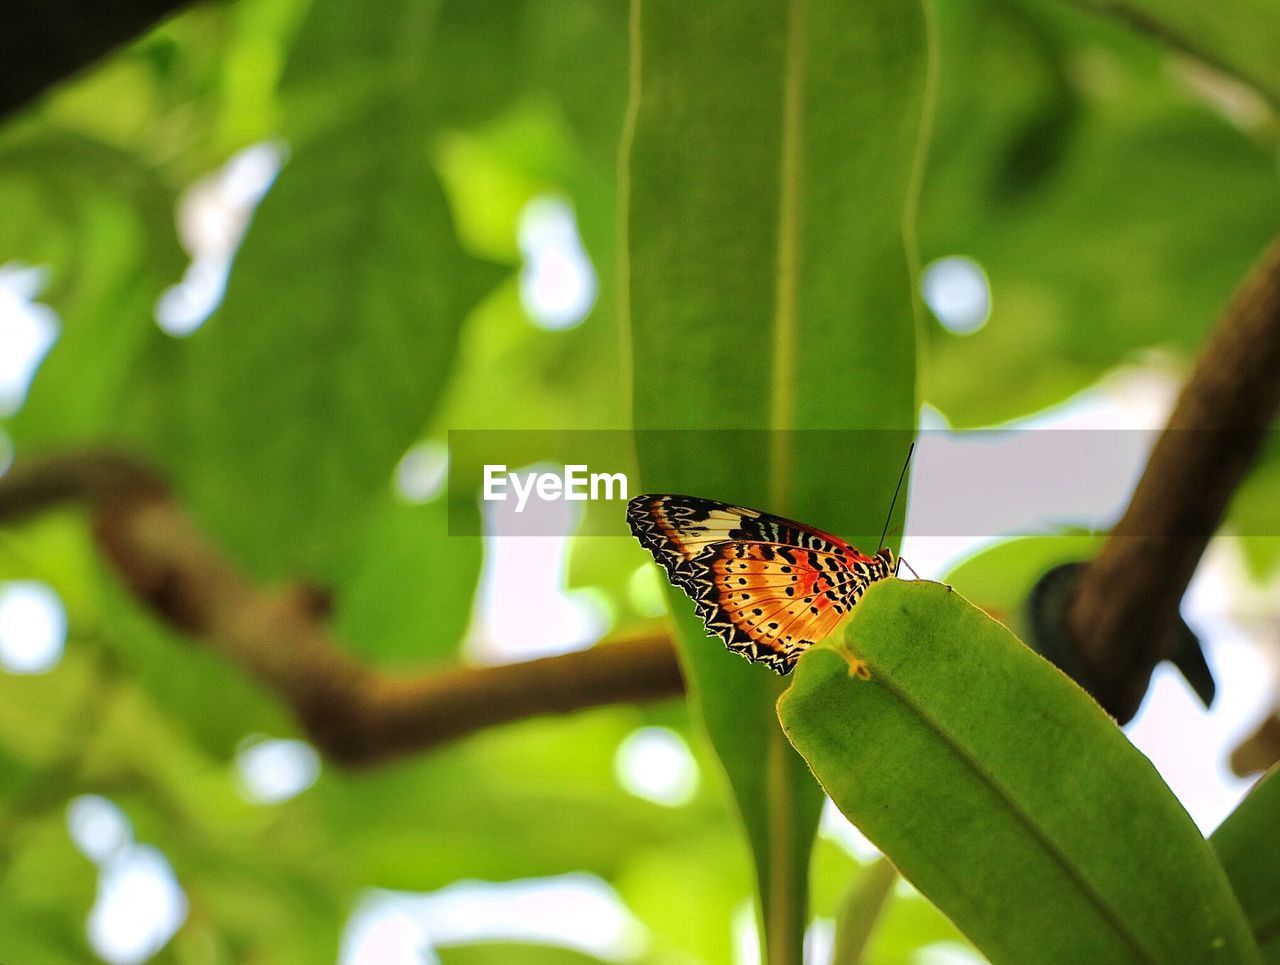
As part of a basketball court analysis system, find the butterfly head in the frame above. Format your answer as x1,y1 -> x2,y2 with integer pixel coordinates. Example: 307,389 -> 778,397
875,545 -> 896,576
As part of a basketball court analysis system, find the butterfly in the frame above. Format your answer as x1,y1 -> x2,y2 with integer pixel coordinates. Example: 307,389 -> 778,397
627,494 -> 898,676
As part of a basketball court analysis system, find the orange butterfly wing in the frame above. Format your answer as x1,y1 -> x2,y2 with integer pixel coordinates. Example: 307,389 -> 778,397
627,495 -> 892,674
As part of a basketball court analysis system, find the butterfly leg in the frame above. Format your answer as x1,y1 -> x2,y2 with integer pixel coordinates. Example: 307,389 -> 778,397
896,556 -> 921,580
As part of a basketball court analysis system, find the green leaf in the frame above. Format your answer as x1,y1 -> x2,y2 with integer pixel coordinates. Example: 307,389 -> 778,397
526,0 -> 631,173
809,834 -> 974,961
153,0 -> 504,579
98,579 -> 293,759
920,0 -> 1279,425
942,533 -> 1103,626
1228,437 -> 1280,578
331,493 -> 481,666
0,813 -> 97,965
436,945 -> 610,965
1050,0 -> 1280,105
0,641 -> 111,768
117,788 -> 350,963
623,1 -> 932,960
615,831 -> 752,965
778,580 -> 1258,964
316,708 -> 725,892
864,884 -> 972,963
0,132 -> 185,447
831,858 -> 898,965
1211,765 -> 1280,959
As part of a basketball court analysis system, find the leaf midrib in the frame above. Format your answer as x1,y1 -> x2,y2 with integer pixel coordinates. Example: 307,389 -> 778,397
767,0 -> 807,509
766,2 -> 809,962
869,664 -> 1160,964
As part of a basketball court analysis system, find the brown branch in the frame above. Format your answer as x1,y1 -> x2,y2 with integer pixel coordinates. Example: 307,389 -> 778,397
3,1 -> 197,121
1231,710 -> 1280,777
0,451 -> 685,766
12,247 -> 1276,753
1067,236 -> 1280,721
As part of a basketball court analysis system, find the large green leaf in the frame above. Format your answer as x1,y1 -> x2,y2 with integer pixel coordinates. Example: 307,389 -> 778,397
623,1 -> 931,960
1211,765 -> 1280,960
920,0 -> 1279,425
155,0 -> 503,579
779,580 -> 1258,963
330,492 -> 481,666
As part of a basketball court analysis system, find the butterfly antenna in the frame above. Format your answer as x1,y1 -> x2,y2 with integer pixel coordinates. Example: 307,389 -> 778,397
877,442 -> 915,551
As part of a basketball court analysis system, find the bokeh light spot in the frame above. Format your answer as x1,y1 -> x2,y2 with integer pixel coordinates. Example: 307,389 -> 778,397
394,441 -> 449,503
67,795 -> 133,864
922,255 -> 991,335
156,140 -> 286,336
468,478 -> 610,663
517,196 -> 597,330
341,874 -> 646,964
916,941 -> 989,964
819,796 -> 882,862
614,726 -> 698,806
88,845 -> 188,965
0,580 -> 68,674
0,263 -> 59,416
805,918 -> 834,965
733,899 -> 761,965
67,797 -> 189,964
236,736 -> 321,804
341,905 -> 427,965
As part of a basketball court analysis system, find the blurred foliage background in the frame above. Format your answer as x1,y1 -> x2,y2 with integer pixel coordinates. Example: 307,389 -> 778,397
0,0 -> 1277,962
